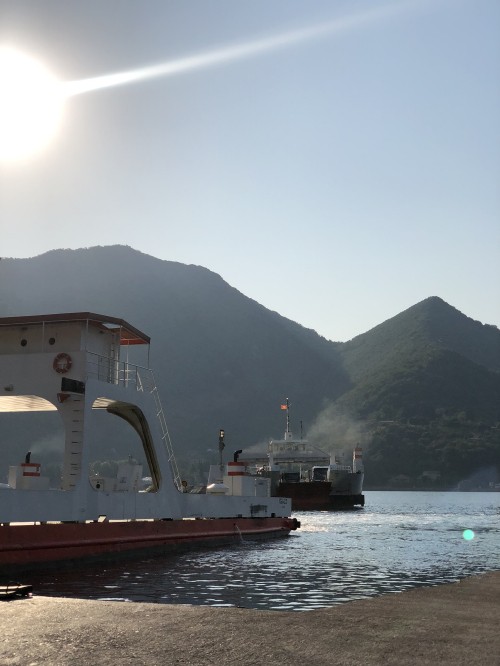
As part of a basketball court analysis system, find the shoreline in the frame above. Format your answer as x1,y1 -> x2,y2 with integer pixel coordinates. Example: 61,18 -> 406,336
363,487 -> 500,492
1,570 -> 499,665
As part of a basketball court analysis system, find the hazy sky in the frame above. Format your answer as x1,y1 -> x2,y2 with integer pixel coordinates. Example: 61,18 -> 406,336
1,0 -> 498,341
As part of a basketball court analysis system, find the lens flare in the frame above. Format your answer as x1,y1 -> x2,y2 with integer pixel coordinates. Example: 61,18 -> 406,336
64,1 -> 414,98
0,0 -> 424,161
463,529 -> 475,541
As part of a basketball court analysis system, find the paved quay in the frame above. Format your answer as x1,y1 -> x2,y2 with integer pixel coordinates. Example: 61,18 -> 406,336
1,571 -> 499,666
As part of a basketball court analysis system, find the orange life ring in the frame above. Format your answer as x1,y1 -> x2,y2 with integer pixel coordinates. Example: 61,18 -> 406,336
53,352 -> 72,374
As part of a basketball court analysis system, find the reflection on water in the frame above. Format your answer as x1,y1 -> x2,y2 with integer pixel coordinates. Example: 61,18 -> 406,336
28,491 -> 500,611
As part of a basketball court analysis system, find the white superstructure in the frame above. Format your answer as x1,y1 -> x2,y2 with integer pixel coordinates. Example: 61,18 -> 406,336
0,313 -> 291,524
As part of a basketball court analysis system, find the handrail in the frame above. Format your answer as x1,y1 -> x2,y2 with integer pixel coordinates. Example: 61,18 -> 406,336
85,353 -> 153,391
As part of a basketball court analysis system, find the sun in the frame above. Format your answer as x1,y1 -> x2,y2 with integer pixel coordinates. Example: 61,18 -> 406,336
0,48 -> 64,163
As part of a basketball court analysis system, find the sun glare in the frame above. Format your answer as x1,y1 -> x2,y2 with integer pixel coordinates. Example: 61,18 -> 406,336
0,48 -> 64,162
0,3 -> 420,162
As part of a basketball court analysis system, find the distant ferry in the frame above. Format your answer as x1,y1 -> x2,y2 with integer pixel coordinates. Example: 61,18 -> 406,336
0,313 -> 299,571
242,400 -> 364,511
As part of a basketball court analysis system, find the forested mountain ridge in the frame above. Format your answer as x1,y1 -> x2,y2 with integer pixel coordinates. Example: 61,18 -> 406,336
339,296 -> 500,381
0,246 -> 498,488
335,297 -> 500,419
335,298 -> 500,487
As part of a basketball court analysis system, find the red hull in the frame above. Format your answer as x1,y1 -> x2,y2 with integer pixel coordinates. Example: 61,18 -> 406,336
1,517 -> 298,570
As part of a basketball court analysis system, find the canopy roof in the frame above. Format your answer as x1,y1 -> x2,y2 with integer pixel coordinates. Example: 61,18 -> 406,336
0,312 -> 150,346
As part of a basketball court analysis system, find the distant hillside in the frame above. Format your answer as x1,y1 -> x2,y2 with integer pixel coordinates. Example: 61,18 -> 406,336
337,298 -> 500,488
0,246 -> 499,488
337,297 -> 500,419
339,297 -> 500,381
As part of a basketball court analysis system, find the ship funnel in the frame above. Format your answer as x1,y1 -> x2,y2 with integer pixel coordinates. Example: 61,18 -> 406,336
353,446 -> 363,473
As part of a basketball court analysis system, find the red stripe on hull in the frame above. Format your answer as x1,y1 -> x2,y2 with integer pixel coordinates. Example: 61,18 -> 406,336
0,517 -> 296,569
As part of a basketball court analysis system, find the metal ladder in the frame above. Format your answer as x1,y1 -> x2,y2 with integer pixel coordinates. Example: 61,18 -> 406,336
148,372 -> 182,491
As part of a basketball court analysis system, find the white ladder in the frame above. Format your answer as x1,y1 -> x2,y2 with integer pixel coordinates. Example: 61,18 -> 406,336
149,373 -> 182,491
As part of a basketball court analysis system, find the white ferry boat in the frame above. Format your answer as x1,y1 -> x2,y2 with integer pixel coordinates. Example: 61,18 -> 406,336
0,313 -> 299,570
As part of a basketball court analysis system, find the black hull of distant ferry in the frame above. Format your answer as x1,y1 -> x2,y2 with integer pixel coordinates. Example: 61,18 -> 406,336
275,481 -> 365,511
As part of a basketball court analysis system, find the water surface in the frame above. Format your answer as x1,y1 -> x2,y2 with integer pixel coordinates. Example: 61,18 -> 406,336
28,491 -> 500,611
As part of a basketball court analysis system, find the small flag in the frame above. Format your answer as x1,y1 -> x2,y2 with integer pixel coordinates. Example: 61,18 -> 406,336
280,404 -> 287,410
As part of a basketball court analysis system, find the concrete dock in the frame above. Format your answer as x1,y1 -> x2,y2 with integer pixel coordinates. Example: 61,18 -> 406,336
1,571 -> 499,665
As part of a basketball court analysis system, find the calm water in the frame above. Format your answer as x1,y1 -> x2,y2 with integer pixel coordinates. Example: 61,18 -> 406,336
28,491 -> 500,611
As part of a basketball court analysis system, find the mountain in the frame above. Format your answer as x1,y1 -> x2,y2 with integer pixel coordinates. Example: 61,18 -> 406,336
340,296 -> 500,379
1,246 -> 499,488
337,298 -> 500,487
337,297 -> 500,421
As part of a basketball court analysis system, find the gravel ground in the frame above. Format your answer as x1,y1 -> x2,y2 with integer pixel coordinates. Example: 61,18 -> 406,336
1,571 -> 499,666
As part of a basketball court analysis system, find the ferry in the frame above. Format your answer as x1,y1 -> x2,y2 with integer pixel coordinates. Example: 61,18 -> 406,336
242,400 -> 364,510
0,313 -> 299,570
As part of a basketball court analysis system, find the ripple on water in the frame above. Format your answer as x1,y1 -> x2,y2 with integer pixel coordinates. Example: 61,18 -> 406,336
26,491 -> 500,611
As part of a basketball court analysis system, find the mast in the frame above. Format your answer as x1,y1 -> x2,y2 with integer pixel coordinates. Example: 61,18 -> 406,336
281,398 -> 291,440
218,428 -> 225,471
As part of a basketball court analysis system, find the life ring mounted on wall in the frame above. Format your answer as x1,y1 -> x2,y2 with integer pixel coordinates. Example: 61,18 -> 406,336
53,352 -> 72,374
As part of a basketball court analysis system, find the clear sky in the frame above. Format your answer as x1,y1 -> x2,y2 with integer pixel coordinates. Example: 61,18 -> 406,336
0,0 -> 498,341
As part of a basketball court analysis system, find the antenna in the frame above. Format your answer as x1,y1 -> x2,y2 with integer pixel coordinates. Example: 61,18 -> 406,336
218,428 -> 225,469
281,398 -> 291,439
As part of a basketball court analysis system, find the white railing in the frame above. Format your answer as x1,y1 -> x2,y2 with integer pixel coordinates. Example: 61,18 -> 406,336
86,353 -> 154,391
331,465 -> 353,473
